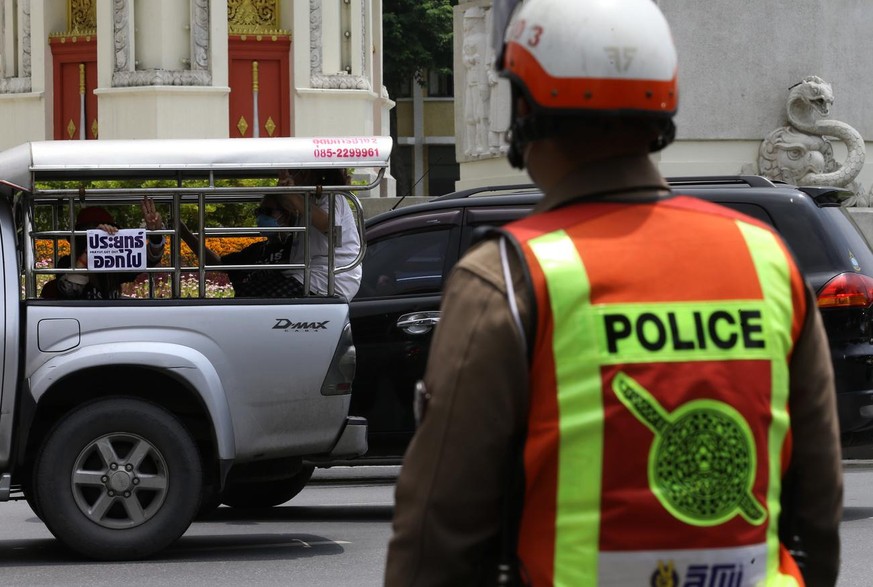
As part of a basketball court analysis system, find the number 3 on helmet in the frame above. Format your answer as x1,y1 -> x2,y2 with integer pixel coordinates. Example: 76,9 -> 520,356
495,0 -> 679,164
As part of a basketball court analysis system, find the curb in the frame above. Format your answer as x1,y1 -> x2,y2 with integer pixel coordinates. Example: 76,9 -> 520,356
842,459 -> 873,469
311,465 -> 401,484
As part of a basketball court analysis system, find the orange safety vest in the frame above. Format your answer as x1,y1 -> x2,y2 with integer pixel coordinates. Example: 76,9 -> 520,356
502,196 -> 808,587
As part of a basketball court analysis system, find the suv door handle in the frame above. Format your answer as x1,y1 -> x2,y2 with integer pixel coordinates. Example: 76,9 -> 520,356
397,312 -> 440,335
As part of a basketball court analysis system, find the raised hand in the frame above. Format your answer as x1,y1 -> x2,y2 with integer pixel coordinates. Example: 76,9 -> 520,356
141,196 -> 162,230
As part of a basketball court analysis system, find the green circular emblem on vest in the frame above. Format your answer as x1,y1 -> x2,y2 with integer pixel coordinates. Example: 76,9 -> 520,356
613,372 -> 766,526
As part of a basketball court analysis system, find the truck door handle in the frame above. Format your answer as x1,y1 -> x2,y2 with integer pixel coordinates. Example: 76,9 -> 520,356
397,312 -> 440,335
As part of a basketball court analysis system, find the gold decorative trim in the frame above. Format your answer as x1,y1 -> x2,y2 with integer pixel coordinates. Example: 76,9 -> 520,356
264,116 -> 276,137
68,0 -> 97,35
79,64 -> 86,95
67,120 -> 77,139
50,0 -> 97,40
232,29 -> 290,39
228,0 -> 289,36
91,119 -> 99,139
237,116 -> 249,136
49,31 -> 96,42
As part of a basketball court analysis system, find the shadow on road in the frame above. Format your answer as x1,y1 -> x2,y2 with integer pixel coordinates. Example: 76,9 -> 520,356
0,538 -> 76,564
842,507 -> 873,523
0,532 -> 348,565
163,532 -> 347,562
198,503 -> 395,523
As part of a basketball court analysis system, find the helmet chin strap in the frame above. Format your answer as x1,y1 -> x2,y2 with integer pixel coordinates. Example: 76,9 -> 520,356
506,113 -> 562,170
507,128 -> 525,170
649,119 -> 676,153
507,112 -> 677,170
506,87 -> 529,169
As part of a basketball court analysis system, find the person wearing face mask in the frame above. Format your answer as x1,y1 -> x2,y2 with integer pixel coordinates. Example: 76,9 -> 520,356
179,167 -> 362,300
41,197 -> 166,299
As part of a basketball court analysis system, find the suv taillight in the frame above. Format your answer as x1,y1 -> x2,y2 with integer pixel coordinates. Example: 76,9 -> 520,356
817,273 -> 873,308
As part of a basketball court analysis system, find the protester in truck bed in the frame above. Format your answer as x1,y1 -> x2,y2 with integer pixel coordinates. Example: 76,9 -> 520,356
180,168 -> 362,300
41,196 -> 166,300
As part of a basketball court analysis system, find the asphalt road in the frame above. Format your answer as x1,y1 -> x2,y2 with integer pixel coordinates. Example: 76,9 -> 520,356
837,460 -> 873,587
0,463 -> 870,586
0,467 -> 398,587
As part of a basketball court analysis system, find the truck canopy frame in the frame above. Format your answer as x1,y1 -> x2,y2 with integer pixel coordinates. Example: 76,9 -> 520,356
0,136 -> 392,300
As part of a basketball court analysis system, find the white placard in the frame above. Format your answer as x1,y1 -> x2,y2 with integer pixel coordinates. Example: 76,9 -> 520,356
86,228 -> 148,271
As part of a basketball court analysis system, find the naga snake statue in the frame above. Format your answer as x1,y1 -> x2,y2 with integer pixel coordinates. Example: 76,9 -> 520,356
785,76 -> 865,187
759,76 -> 870,205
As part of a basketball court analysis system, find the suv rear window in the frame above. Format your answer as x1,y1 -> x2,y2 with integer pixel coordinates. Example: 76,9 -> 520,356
820,207 -> 873,274
716,201 -> 832,274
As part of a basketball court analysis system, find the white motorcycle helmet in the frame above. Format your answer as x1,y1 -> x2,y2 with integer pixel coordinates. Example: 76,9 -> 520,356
497,0 -> 679,167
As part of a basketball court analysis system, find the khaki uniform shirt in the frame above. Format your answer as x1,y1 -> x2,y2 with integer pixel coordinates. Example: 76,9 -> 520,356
385,155 -> 842,586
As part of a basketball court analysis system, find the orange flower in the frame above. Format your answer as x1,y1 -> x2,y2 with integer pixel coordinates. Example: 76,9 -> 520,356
34,237 -> 262,267
175,237 -> 264,266
35,239 -> 71,260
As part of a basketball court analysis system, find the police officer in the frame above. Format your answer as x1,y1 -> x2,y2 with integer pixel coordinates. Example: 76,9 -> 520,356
385,0 -> 842,585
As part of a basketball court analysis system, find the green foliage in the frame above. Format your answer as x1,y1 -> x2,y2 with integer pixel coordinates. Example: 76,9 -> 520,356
31,173 -> 361,232
383,0 -> 456,98
32,177 -> 279,230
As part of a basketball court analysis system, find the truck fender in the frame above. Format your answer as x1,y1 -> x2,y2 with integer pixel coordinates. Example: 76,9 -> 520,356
27,342 -> 235,461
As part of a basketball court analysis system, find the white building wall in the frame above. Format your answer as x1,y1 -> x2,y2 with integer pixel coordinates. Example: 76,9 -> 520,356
0,91 -> 45,141
456,0 -> 873,193
658,0 -> 873,191
95,86 -> 229,139
295,89 -> 379,137
0,0 -> 58,142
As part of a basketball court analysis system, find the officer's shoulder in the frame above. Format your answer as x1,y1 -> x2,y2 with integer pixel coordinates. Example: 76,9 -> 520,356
459,235 -> 501,268
454,234 -> 503,282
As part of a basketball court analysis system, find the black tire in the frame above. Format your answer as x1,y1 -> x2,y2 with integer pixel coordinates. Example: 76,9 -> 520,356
33,397 -> 203,560
195,483 -> 223,520
221,465 -> 314,508
22,482 -> 41,520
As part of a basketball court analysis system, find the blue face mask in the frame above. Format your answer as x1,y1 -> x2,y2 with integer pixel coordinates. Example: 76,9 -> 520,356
256,214 -> 279,228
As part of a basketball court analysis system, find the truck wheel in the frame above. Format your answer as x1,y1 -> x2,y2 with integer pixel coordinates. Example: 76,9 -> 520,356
22,482 -> 41,520
34,398 -> 203,560
221,465 -> 315,508
195,483 -> 222,520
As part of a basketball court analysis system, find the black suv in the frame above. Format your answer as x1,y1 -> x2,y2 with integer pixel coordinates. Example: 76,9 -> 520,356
349,176 -> 873,462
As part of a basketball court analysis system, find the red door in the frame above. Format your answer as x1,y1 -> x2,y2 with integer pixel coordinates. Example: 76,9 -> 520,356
228,36 -> 292,138
49,36 -> 98,140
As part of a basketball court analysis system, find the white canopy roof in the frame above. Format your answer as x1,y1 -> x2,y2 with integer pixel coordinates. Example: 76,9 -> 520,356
0,136 -> 393,196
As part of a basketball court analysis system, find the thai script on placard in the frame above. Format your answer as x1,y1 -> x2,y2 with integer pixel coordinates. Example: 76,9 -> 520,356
86,228 -> 147,271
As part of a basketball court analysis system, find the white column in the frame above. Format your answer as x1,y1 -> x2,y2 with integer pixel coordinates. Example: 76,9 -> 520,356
208,0 -> 228,88
96,0 -> 122,88
134,0 -> 190,71
321,0 -> 341,74
0,1 -> 11,77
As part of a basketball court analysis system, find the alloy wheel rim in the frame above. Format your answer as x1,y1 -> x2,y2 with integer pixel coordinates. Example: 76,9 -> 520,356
70,432 -> 169,529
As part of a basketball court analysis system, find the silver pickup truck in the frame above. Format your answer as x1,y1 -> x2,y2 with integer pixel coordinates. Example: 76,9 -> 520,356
0,136 -> 390,560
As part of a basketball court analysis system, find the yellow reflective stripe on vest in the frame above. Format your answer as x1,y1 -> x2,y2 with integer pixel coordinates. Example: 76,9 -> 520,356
529,230 -> 602,587
528,221 -> 798,587
736,221 -> 797,587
